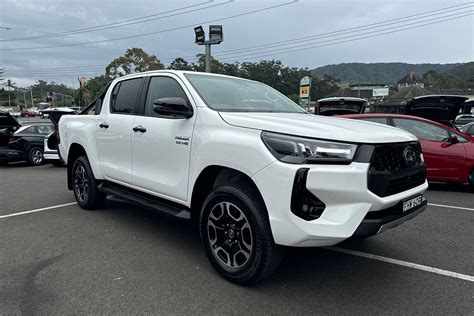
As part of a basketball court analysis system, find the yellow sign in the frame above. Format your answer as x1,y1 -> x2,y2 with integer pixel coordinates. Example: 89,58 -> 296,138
300,86 -> 309,98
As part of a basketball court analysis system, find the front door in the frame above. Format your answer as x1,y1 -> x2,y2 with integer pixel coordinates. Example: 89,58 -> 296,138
96,77 -> 143,184
131,75 -> 196,202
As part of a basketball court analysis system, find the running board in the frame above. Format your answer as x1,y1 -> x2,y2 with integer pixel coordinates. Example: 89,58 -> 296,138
98,182 -> 190,220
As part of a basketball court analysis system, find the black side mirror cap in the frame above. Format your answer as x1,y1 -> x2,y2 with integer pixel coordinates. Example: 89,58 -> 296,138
450,135 -> 459,144
153,97 -> 193,118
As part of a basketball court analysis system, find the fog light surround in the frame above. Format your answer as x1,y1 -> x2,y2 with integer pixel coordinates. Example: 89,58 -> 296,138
291,168 -> 326,221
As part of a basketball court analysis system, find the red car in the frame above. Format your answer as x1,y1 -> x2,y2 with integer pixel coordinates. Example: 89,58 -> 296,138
342,113 -> 474,188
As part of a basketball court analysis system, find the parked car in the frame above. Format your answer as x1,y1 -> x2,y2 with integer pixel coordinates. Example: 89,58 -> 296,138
21,108 -> 39,117
41,108 -> 76,166
0,111 -> 54,165
461,122 -> 474,136
405,95 -> 469,128
58,71 -> 427,284
315,97 -> 366,116
455,114 -> 474,127
342,113 -> 474,188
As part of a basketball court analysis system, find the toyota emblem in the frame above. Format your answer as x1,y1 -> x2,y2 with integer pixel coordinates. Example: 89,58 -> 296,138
403,146 -> 416,167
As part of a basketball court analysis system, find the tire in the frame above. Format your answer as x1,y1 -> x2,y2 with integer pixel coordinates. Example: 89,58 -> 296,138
28,147 -> 44,165
199,183 -> 283,285
51,160 -> 65,167
72,155 -> 106,210
469,169 -> 474,191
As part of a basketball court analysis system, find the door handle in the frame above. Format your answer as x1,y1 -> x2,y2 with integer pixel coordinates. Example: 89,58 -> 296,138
133,125 -> 147,133
99,122 -> 109,129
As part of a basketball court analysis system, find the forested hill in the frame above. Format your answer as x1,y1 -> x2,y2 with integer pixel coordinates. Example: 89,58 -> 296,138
311,62 -> 465,84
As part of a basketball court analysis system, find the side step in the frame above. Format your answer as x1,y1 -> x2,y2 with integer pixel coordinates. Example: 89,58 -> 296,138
98,182 -> 191,220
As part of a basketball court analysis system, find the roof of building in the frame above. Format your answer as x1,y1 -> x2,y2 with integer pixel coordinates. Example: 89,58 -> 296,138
397,71 -> 424,84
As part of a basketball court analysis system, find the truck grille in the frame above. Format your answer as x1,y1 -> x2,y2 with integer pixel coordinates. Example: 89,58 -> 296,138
368,142 -> 425,197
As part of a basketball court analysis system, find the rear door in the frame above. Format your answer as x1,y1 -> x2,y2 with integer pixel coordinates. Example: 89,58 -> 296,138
131,74 -> 196,201
392,118 -> 467,181
95,77 -> 144,184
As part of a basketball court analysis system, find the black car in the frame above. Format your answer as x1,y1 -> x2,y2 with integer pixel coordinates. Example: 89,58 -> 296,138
405,95 -> 469,128
0,111 -> 54,165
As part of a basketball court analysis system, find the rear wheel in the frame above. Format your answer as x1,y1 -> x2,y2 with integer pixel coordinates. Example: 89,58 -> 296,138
28,147 -> 44,165
72,156 -> 106,210
199,183 -> 283,285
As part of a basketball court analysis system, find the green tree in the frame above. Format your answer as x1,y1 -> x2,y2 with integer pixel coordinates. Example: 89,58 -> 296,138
310,75 -> 340,100
106,48 -> 164,78
76,74 -> 111,107
168,57 -> 194,71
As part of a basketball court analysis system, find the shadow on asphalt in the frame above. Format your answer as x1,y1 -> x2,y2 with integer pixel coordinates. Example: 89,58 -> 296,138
100,199 -> 408,290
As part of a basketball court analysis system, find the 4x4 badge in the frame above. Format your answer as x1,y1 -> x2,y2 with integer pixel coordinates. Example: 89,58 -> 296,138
175,136 -> 190,146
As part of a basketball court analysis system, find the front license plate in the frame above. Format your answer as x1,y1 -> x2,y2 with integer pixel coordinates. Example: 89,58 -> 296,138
402,195 -> 425,212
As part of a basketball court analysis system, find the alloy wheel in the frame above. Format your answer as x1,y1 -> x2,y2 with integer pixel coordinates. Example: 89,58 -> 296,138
31,149 -> 43,165
74,164 -> 89,203
207,201 -> 253,269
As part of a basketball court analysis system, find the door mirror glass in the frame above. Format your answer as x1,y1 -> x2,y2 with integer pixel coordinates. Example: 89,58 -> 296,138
153,98 -> 193,118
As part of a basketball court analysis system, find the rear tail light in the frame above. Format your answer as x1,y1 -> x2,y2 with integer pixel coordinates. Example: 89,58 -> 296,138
291,168 -> 326,221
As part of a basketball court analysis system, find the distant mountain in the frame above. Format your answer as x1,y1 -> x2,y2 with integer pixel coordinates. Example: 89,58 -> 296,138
311,62 -> 467,84
445,62 -> 474,81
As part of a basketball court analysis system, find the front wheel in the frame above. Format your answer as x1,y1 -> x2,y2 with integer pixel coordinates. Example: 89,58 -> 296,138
28,147 -> 44,165
469,169 -> 474,191
72,156 -> 106,210
199,184 -> 283,285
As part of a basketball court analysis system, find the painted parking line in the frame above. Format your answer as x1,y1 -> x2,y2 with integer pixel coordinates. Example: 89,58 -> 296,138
428,203 -> 474,211
328,246 -> 474,283
0,202 -> 77,219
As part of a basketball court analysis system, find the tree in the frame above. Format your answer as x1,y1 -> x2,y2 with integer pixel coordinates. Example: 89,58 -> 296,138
310,75 -> 340,100
192,54 -> 227,73
106,48 -> 164,78
168,57 -> 194,71
76,74 -> 111,107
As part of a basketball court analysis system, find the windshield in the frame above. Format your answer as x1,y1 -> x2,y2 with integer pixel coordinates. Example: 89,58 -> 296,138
185,73 -> 304,113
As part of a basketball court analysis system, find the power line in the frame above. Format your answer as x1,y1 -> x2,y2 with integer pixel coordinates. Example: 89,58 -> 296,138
212,2 -> 474,57
217,9 -> 473,60
6,3 -> 471,75
0,1 -> 230,42
0,1 -> 297,51
218,12 -> 473,62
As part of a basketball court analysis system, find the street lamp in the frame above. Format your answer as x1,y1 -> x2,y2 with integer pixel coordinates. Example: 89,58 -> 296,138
194,25 -> 223,73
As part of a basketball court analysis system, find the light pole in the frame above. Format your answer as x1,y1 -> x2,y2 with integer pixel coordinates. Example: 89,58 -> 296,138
194,25 -> 223,73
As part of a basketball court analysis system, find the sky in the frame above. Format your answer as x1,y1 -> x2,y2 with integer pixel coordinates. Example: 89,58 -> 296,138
0,0 -> 473,87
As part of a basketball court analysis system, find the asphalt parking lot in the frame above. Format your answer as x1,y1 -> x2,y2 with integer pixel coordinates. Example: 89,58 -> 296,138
0,164 -> 473,315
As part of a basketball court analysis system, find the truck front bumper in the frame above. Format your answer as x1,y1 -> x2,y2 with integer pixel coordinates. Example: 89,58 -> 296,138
251,161 -> 428,247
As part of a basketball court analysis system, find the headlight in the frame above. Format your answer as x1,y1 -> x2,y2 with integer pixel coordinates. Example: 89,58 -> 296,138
261,131 -> 358,164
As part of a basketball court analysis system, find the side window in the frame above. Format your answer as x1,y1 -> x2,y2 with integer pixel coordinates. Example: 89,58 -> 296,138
110,78 -> 142,114
454,133 -> 469,143
37,125 -> 54,135
393,118 -> 450,142
144,76 -> 189,117
359,117 -> 388,125
18,126 -> 38,135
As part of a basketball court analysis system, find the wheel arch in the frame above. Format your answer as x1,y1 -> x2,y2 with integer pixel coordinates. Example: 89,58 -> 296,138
190,165 -> 268,227
67,143 -> 88,190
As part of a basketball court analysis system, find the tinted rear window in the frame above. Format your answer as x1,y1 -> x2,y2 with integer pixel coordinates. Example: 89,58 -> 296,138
111,78 -> 142,114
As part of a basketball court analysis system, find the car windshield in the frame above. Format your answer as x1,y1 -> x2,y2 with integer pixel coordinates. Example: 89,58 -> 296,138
185,73 -> 305,113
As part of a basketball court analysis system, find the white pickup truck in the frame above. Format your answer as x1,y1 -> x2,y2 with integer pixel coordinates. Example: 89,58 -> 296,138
58,70 -> 428,284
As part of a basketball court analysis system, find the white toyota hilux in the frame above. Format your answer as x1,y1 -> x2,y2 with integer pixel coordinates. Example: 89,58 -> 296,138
58,70 -> 428,284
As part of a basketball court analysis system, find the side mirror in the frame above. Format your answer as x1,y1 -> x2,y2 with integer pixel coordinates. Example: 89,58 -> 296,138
153,97 -> 193,118
450,135 -> 459,144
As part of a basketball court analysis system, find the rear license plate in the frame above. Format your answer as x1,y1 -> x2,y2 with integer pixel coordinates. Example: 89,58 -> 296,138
402,195 -> 424,212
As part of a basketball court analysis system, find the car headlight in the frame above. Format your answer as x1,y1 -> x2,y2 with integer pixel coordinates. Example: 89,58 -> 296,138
261,131 -> 358,164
